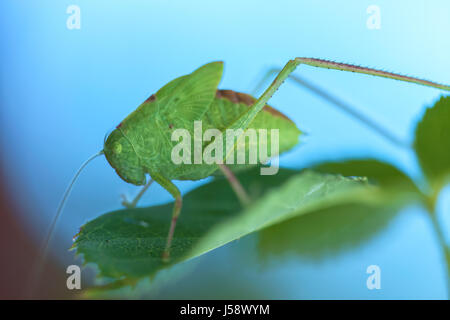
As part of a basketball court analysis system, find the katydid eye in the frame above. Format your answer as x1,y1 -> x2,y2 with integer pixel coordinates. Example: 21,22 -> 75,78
113,142 -> 122,154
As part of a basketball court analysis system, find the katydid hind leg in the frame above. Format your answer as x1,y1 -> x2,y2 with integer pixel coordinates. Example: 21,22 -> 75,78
121,178 -> 153,208
230,57 -> 449,150
150,172 -> 182,262
295,57 -> 450,91
251,67 -> 409,148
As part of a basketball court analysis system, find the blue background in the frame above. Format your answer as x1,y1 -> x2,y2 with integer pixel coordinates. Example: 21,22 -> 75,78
1,0 -> 449,298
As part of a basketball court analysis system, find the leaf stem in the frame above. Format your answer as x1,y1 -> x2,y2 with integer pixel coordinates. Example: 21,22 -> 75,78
426,207 -> 450,299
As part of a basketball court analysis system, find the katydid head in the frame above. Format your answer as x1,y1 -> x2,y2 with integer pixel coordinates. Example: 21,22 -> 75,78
103,128 -> 146,186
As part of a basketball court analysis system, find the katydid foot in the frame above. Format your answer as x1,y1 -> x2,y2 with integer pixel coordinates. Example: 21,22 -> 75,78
121,179 -> 154,208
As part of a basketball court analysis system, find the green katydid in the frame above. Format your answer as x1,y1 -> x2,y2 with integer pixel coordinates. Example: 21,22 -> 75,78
42,58 -> 450,265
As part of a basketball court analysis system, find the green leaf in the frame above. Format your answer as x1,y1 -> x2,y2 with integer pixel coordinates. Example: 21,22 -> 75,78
74,168 -> 373,287
264,159 -> 418,260
315,159 -> 419,194
188,172 -> 373,259
414,96 -> 450,192
259,202 -> 400,260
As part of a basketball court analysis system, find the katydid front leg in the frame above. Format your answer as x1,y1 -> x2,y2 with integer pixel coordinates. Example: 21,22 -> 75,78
121,179 -> 154,208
